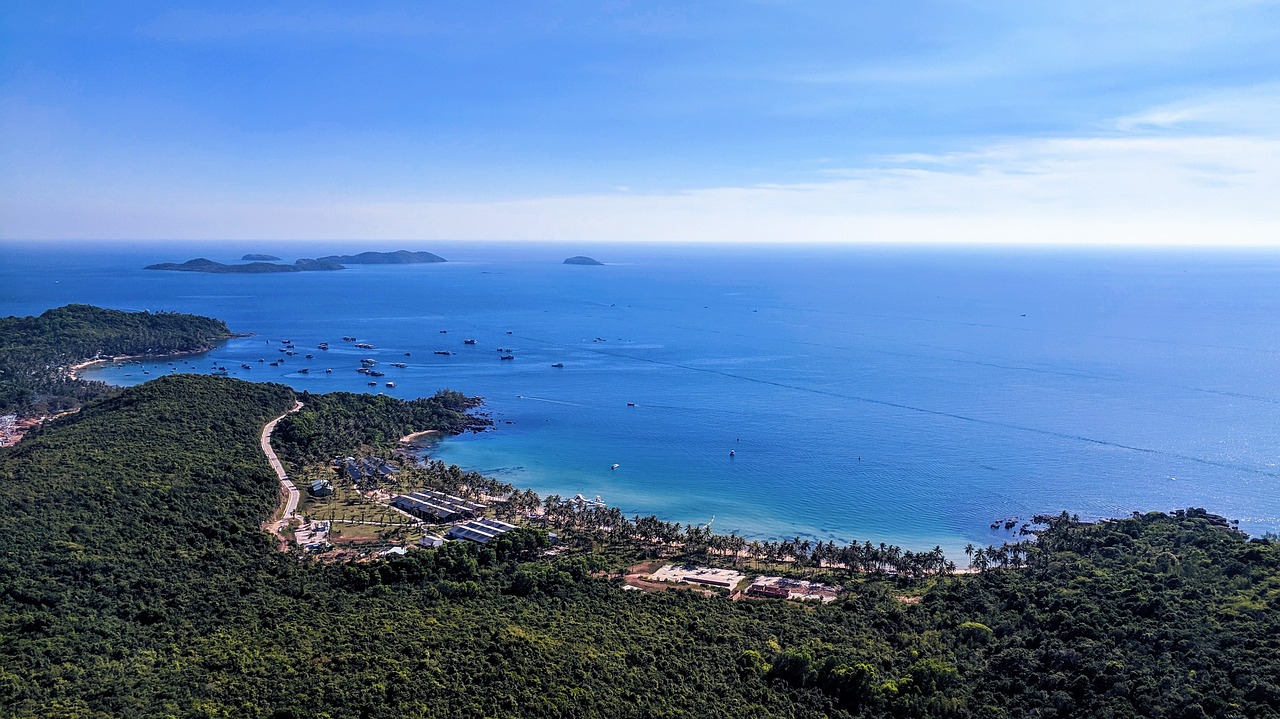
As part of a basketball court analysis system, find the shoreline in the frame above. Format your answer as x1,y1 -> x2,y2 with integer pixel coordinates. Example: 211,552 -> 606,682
68,344 -> 226,380
399,429 -> 441,443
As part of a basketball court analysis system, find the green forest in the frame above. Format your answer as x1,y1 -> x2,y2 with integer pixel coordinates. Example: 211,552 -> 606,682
0,304 -> 231,416
1,374 -> 1278,718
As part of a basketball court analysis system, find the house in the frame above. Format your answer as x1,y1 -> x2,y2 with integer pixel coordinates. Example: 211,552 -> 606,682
418,534 -> 445,548
310,479 -> 334,497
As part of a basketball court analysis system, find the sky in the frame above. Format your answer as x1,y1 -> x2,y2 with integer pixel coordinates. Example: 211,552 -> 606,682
2,1 -> 1279,244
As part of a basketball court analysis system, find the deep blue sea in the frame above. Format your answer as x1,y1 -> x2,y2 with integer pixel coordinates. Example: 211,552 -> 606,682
4,241 -> 1279,556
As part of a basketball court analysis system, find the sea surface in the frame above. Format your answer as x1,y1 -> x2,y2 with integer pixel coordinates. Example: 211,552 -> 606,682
4,240 -> 1279,556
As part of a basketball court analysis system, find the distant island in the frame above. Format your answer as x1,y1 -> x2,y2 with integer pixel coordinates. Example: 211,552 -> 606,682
316,250 -> 446,264
145,250 -> 447,274
241,253 -> 282,261
144,258 -> 343,274
564,255 -> 604,265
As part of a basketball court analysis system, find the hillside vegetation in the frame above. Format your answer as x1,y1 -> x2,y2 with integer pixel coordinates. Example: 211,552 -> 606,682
0,304 -> 231,416
1,374 -> 1277,718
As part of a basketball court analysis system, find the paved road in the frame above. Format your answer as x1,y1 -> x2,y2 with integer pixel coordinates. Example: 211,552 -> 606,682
262,400 -> 303,538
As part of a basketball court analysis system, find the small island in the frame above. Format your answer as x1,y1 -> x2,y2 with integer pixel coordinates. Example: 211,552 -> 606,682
316,250 -> 446,264
144,258 -> 344,274
241,253 -> 282,261
564,255 -> 604,265
145,250 -> 447,274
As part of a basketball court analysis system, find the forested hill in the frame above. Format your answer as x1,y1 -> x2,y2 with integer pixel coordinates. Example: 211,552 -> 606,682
0,304 -> 232,416
1,374 -> 1278,718
272,388 -> 490,466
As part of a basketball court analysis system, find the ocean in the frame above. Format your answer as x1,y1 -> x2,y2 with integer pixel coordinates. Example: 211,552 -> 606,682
4,240 -> 1279,556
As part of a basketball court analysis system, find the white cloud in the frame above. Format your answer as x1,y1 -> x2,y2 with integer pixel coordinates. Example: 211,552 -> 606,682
5,87 -> 1280,245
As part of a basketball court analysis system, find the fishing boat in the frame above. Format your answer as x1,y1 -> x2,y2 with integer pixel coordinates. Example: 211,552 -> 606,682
317,342 -> 329,350
298,368 -> 309,374
386,381 -> 396,388
342,336 -> 356,342
551,363 -> 564,368
463,339 -> 477,345
499,355 -> 515,360
434,350 -> 452,356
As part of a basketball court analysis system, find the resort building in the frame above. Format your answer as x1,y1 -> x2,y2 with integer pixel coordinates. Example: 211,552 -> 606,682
391,490 -> 487,522
446,518 -> 518,544
745,576 -> 841,603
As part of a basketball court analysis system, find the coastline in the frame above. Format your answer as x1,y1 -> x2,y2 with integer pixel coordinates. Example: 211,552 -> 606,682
399,429 -> 441,443
68,344 -> 228,380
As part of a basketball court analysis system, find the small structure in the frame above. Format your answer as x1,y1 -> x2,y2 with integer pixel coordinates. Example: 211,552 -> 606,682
379,546 -> 408,558
418,534 -> 445,548
649,564 -> 745,590
310,479 -> 334,497
745,576 -> 841,603
447,518 -> 518,544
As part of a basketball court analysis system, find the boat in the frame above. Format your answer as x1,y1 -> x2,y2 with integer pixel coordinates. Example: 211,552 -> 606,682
317,343 -> 329,350
305,354 -> 314,359
626,402 -> 636,407
360,358 -> 377,365
325,368 -> 333,373
551,363 -> 564,368
298,368 -> 309,374
439,329 -> 448,333
355,343 -> 375,349
499,355 -> 514,360
404,352 -> 411,356
368,381 -> 377,386
729,450 -> 735,457
342,336 -> 356,342
278,348 -> 287,352
368,370 -> 385,377
611,464 -> 619,470
434,350 -> 451,356
258,358 -> 265,362
390,362 -> 407,368
463,339 -> 477,345
241,363 -> 251,369
357,367 -> 370,374
385,382 -> 396,388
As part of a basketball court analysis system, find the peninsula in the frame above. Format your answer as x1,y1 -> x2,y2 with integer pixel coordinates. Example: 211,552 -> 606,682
1,304 -> 1277,719
564,255 -> 604,265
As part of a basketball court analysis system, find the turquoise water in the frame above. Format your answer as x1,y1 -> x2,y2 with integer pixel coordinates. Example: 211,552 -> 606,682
4,241 -> 1279,555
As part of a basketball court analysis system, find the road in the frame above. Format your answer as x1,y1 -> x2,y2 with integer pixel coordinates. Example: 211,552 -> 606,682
262,400 -> 304,540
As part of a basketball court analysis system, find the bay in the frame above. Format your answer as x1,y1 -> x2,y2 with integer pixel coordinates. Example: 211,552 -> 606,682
4,240 -> 1278,556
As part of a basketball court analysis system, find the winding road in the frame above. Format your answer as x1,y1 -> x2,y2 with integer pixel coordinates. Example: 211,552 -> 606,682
262,400 -> 304,540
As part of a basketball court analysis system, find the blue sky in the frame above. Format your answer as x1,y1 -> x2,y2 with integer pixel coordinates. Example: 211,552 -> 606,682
2,1 -> 1279,243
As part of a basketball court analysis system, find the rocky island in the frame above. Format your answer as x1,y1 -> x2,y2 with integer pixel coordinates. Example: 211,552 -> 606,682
241,253 -> 282,261
564,255 -> 604,265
